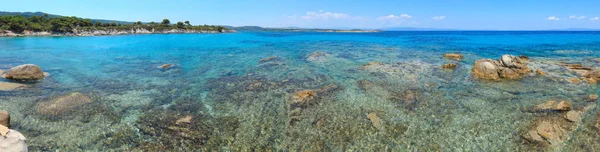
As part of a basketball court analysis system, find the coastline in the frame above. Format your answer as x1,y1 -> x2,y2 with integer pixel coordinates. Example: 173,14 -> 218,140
0,29 -> 237,37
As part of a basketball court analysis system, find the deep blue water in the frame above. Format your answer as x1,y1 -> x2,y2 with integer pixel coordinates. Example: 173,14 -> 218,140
1,31 -> 600,151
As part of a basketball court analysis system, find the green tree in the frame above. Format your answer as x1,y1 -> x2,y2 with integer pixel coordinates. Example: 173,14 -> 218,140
184,20 -> 190,26
110,22 -> 117,26
176,21 -> 185,28
161,19 -> 170,25
136,21 -> 142,25
95,22 -> 102,26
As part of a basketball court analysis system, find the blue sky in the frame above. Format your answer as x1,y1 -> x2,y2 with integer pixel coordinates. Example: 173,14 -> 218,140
1,0 -> 600,30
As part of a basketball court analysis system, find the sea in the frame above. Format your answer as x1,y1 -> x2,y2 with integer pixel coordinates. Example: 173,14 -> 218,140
1,31 -> 600,151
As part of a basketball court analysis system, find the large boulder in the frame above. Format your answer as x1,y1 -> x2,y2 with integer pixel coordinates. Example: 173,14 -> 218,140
2,64 -> 45,81
0,110 -> 9,127
36,92 -> 94,116
472,55 -> 532,81
0,128 -> 27,152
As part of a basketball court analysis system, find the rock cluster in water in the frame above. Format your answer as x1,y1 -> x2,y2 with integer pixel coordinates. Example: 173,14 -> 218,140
36,92 -> 94,116
472,55 -> 532,81
0,111 -> 27,152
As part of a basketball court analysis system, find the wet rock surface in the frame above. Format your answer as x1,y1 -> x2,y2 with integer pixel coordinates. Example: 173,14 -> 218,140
443,53 -> 463,60
0,82 -> 26,91
0,129 -> 28,152
0,110 -> 9,127
472,55 -> 532,81
2,64 -> 45,81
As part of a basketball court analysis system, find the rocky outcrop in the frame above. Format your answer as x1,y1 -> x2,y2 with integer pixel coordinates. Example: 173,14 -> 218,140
443,53 -> 463,60
0,111 -> 9,128
0,128 -> 27,152
441,63 -> 457,69
0,82 -> 26,91
2,64 -> 45,81
472,55 -> 532,81
36,92 -> 94,116
306,52 -> 329,62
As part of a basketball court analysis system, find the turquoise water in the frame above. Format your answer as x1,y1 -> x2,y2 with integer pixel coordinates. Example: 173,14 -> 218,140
1,31 -> 600,151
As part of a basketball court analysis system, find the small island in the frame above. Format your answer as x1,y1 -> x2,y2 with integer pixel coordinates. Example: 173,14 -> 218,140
0,14 -> 233,36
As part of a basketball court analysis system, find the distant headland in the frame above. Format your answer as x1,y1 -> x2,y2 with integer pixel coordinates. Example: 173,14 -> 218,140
0,11 -> 234,37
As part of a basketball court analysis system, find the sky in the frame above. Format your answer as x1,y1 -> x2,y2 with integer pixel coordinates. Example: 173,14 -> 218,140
1,0 -> 600,30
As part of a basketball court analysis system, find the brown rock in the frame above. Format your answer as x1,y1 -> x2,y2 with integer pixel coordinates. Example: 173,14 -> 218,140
0,111 -> 9,128
535,101 -> 557,110
555,101 -> 571,111
565,111 -> 582,122
359,62 -> 384,69
583,70 -> 600,83
157,64 -> 174,69
536,69 -> 545,76
2,64 -> 45,81
0,125 -> 7,137
443,53 -> 463,60
588,94 -> 599,102
472,59 -> 500,80
523,130 -> 548,146
36,92 -> 94,116
291,90 -> 316,107
569,77 -> 581,84
175,115 -> 193,125
536,121 -> 566,144
441,63 -> 457,69
0,70 -> 3,75
0,82 -> 26,91
367,112 -> 383,130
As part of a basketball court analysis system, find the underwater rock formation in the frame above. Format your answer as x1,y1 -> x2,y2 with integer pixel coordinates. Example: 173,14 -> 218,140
306,52 -> 329,62
36,92 -> 94,116
441,63 -> 457,69
2,64 -> 45,81
0,110 -> 9,127
0,82 -> 26,91
0,128 -> 27,152
157,64 -> 175,69
288,84 -> 342,125
367,112 -> 383,130
259,56 -> 280,64
443,53 -> 463,60
472,55 -> 532,81
582,70 -> 600,84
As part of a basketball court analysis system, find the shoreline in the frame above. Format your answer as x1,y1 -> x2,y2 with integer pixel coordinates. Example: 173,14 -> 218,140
0,29 -> 237,37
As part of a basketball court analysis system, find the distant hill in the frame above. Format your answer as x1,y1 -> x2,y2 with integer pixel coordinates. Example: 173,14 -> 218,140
0,11 -> 133,24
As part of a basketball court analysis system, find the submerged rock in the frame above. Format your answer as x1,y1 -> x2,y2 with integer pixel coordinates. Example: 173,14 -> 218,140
36,92 -> 94,116
441,63 -> 457,69
367,112 -> 383,130
472,55 -> 532,81
0,129 -> 27,152
588,94 -> 598,102
157,64 -> 175,69
0,110 -> 9,127
443,53 -> 463,60
2,64 -> 45,81
0,82 -> 26,91
306,52 -> 329,62
288,84 -> 342,125
583,70 -> 600,83
258,56 -> 280,64
536,69 -> 545,76
532,100 -> 572,111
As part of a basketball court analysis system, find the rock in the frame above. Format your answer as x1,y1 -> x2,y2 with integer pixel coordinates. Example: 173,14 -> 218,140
555,101 -> 571,111
157,64 -> 175,69
519,55 -> 529,61
367,112 -> 383,130
535,101 -> 557,110
291,90 -> 316,107
2,64 -> 45,81
175,115 -> 193,125
0,111 -> 9,127
443,53 -> 463,60
259,56 -> 280,64
565,111 -> 582,122
472,59 -> 500,80
535,121 -> 566,145
306,52 -> 328,62
36,92 -> 94,116
0,129 -> 27,152
441,63 -> 457,69
472,55 -> 532,81
536,69 -> 545,76
0,82 -> 26,91
0,125 -> 6,136
0,70 -> 3,75
524,130 -> 548,146
560,63 -> 593,76
588,94 -> 598,102
583,70 -> 600,83
569,77 -> 581,84
359,62 -> 384,69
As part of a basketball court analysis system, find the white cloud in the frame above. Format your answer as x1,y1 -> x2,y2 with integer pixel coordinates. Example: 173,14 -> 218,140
569,15 -> 586,20
546,16 -> 560,20
590,17 -> 600,21
400,14 -> 412,19
432,16 -> 446,20
301,11 -> 350,20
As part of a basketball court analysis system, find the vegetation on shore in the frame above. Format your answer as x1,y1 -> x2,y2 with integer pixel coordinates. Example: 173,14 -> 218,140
0,14 -> 227,33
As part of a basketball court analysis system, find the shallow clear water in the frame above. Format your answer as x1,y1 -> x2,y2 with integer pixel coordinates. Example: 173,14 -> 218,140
1,31 -> 600,151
